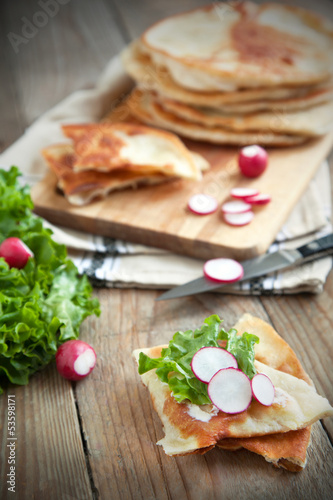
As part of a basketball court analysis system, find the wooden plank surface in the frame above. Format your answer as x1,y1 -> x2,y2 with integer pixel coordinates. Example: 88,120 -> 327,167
75,289 -> 333,500
0,364 -> 93,500
32,132 -> 333,261
0,0 -> 333,499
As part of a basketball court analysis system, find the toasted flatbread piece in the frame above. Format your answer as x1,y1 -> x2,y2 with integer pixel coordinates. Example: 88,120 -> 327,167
101,109 -> 210,172
61,122 -> 202,181
41,143 -> 172,206
161,96 -> 333,136
128,89 -> 306,146
133,314 -> 333,470
141,3 -> 333,91
122,41 -> 332,112
217,427 -> 311,472
232,314 -> 311,382
133,351 -> 332,454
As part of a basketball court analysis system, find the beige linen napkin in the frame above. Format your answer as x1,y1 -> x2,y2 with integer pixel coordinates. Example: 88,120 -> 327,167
0,55 -> 331,294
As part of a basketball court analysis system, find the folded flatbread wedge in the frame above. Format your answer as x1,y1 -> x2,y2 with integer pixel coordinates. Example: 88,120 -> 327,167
133,314 -> 333,470
61,122 -> 202,180
41,143 -> 173,206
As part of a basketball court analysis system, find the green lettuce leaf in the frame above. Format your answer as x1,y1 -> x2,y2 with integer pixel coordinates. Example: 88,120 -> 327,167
138,314 -> 259,405
0,167 -> 100,393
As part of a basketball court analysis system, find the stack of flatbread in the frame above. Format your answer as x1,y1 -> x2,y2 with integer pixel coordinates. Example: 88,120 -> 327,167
133,314 -> 333,471
41,122 -> 208,205
122,2 -> 333,146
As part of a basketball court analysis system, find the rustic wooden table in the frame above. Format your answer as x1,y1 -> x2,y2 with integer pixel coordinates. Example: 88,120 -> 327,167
1,1 -> 333,499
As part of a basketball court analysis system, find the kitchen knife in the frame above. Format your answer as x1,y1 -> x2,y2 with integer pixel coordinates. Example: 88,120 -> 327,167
156,233 -> 333,301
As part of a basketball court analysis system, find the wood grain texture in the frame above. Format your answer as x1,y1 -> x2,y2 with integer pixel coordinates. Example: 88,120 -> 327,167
261,282 -> 333,440
0,364 -> 92,500
32,132 -> 333,261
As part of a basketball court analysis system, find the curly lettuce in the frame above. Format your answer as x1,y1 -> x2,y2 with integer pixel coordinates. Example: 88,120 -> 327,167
138,314 -> 259,405
0,167 -> 100,393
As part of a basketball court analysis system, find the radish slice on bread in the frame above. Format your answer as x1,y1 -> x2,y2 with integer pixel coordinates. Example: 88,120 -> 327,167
208,368 -> 252,414
251,373 -> 275,406
191,347 -> 238,383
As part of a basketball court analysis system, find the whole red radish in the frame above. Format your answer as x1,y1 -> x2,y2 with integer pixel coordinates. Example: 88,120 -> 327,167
238,145 -> 268,178
56,340 -> 97,381
0,237 -> 34,269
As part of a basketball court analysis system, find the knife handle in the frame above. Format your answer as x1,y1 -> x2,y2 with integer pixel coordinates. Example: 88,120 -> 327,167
297,233 -> 333,260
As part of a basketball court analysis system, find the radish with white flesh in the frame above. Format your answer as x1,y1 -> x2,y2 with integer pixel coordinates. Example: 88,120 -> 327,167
203,258 -> 244,283
208,367 -> 252,414
223,210 -> 254,226
56,340 -> 97,381
221,200 -> 251,214
230,187 -> 259,199
188,193 -> 218,215
238,145 -> 268,178
244,193 -> 271,205
0,237 -> 33,269
191,347 -> 238,383
251,373 -> 275,406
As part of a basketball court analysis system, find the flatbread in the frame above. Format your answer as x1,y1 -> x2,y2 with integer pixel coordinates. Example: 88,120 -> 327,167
122,40 -> 332,112
62,122 -> 202,181
160,95 -> 333,136
101,109 -> 210,172
133,314 -> 333,470
141,3 -> 333,91
41,143 -> 172,206
127,89 -> 306,146
212,86 -> 333,114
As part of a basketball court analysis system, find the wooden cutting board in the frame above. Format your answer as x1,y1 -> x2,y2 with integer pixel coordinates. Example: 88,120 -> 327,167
32,132 -> 333,261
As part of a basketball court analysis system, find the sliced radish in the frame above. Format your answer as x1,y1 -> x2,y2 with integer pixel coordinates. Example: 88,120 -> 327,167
221,200 -> 252,214
208,368 -> 252,414
244,193 -> 271,205
230,187 -> 259,199
203,258 -> 244,283
223,211 -> 254,226
56,340 -> 97,381
238,145 -> 268,178
251,373 -> 275,406
188,193 -> 218,215
191,347 -> 238,384
0,237 -> 34,269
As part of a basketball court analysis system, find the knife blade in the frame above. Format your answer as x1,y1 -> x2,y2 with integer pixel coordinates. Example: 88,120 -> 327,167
156,233 -> 333,301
